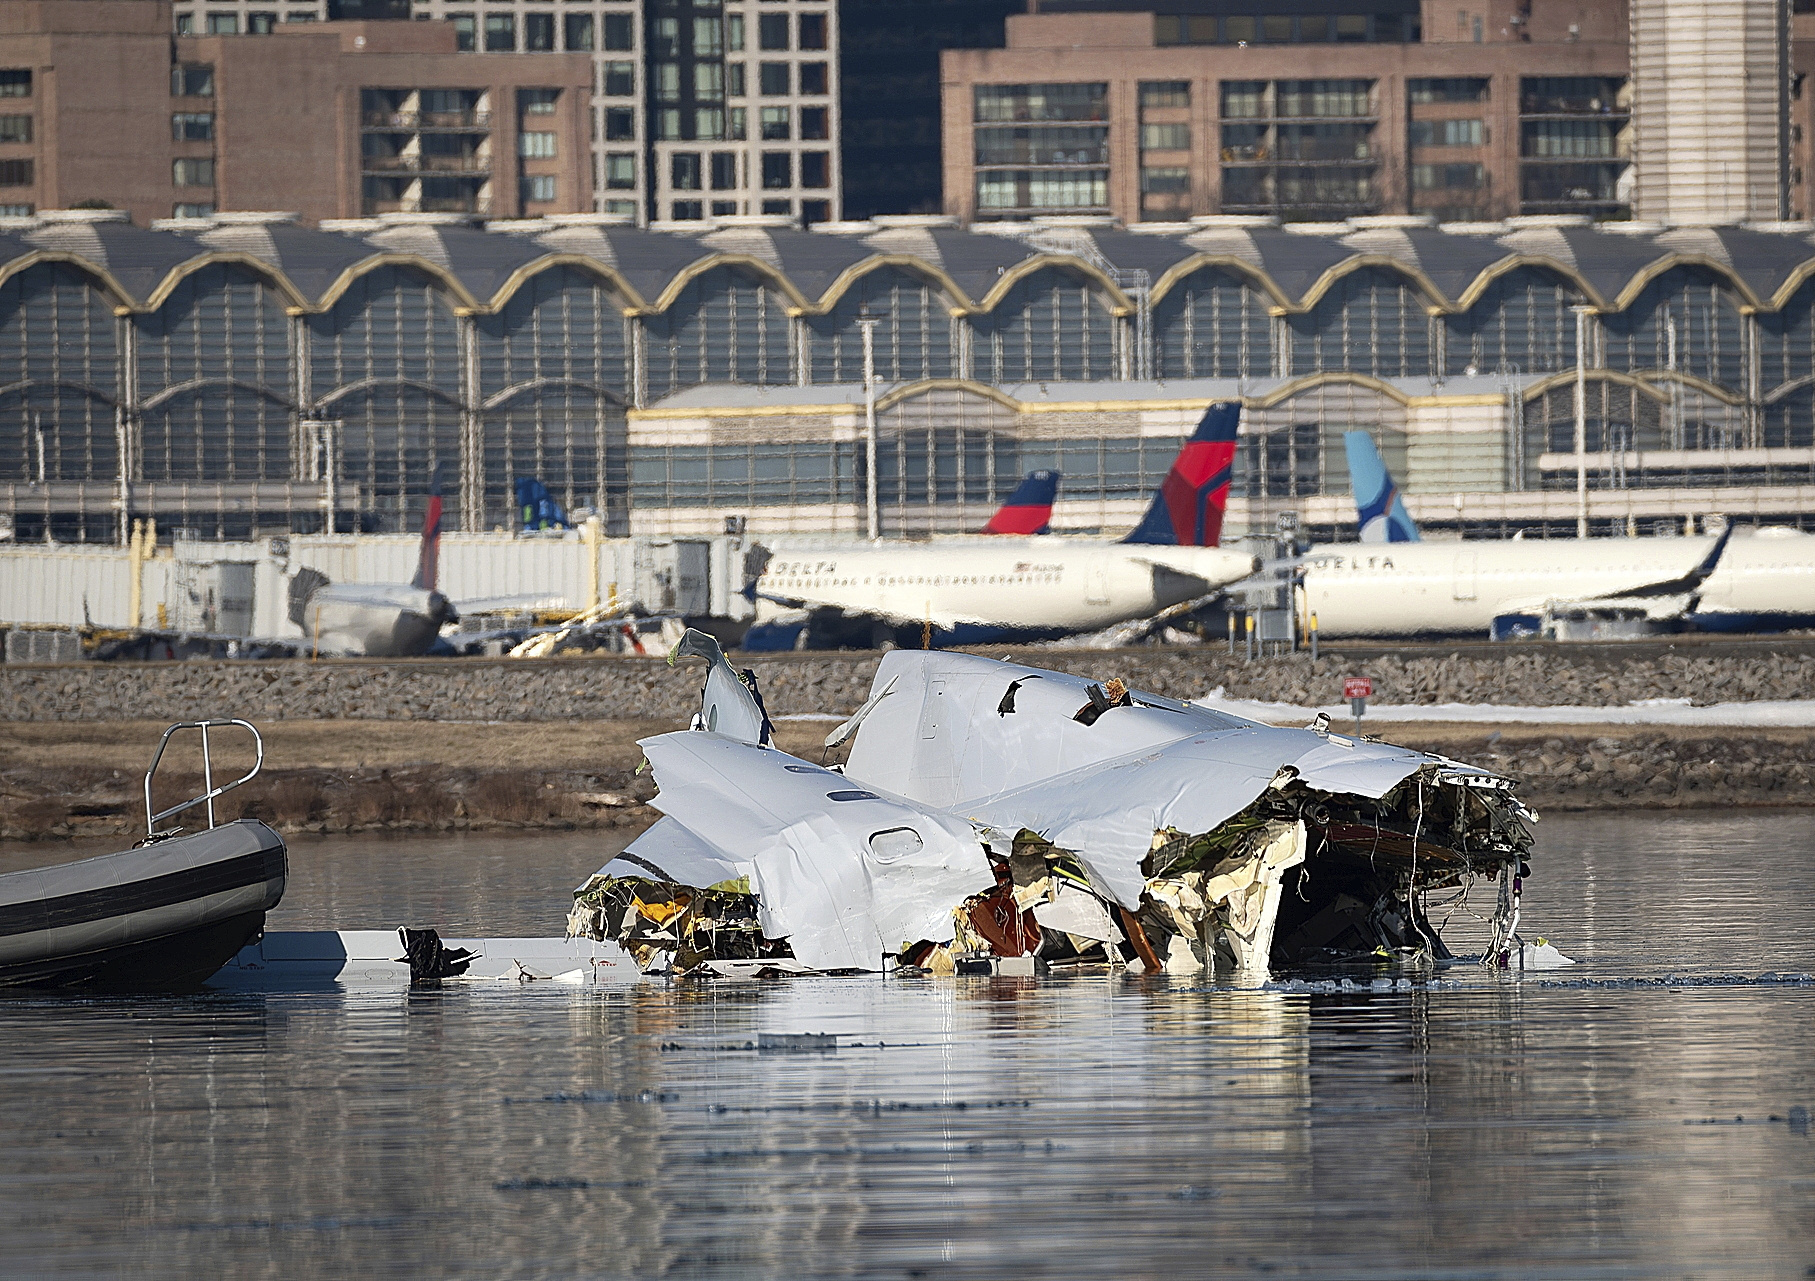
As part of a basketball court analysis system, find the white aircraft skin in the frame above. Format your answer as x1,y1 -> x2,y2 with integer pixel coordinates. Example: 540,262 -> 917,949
756,540 -> 1256,641
302,582 -> 454,658
1301,527 -> 1815,638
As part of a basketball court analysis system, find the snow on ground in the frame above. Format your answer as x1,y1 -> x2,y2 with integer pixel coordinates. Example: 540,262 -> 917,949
1193,690 -> 1815,728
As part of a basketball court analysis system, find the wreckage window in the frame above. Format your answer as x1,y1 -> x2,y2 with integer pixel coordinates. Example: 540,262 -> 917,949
868,828 -> 924,863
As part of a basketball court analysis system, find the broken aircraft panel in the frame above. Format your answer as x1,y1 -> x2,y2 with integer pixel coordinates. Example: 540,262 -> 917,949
570,633 -> 1538,979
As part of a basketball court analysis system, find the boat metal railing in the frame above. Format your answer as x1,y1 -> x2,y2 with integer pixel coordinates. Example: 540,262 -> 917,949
144,719 -> 265,838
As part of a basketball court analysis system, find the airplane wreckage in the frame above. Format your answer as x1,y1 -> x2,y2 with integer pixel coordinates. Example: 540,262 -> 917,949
569,631 -> 1543,980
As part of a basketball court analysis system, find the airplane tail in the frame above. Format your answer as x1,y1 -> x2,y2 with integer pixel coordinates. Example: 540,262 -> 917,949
1344,431 -> 1420,543
1122,401 -> 1239,547
982,470 -> 1060,535
515,477 -> 569,530
411,471 -> 444,592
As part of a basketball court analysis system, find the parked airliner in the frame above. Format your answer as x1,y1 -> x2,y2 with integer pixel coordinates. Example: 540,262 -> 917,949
288,490 -> 457,657
1299,438 -> 1815,637
744,403 -> 1256,648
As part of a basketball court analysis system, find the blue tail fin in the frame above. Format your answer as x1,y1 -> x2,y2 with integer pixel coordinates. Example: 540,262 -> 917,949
982,470 -> 1060,534
1123,401 -> 1239,546
1344,431 -> 1419,543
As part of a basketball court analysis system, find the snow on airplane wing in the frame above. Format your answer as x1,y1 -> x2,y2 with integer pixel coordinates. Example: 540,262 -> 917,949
637,731 -> 993,970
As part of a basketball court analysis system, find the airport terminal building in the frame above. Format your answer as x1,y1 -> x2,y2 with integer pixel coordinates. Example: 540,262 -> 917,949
4,205 -> 1815,545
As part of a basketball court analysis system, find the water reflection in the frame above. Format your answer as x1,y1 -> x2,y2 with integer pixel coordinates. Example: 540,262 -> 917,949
2,813 -> 1814,1275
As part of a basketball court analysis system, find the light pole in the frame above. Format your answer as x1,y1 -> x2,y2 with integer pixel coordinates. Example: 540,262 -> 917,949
855,306 -> 886,541
1571,305 -> 1593,539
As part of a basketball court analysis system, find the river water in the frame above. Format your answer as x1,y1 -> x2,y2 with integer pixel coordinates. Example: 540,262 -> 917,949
2,810 -> 1813,1277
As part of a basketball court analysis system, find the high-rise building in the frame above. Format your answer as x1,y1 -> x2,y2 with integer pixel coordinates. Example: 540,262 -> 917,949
937,0 -> 1815,225
838,0 -> 1022,219
1630,0 -> 1791,223
0,1 -> 592,224
158,0 -> 841,225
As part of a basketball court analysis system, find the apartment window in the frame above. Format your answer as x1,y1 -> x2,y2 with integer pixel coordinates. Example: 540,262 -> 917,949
800,105 -> 828,139
173,202 -> 214,218
974,125 -> 1109,165
759,62 -> 789,96
0,115 -> 31,144
525,12 -> 554,50
602,61 -> 634,96
173,157 -> 215,187
1410,78 -> 1489,104
800,151 -> 829,188
728,106 -> 746,139
603,13 -> 633,50
605,152 -> 636,188
519,131 -> 557,158
700,107 -> 727,138
450,13 -> 476,50
248,12 -> 277,33
655,63 -> 680,101
1335,14 -> 1368,41
522,89 -> 559,116
762,198 -> 791,215
799,63 -> 827,95
975,83 -> 1108,123
1413,162 -> 1486,190
564,13 -> 592,50
1140,81 -> 1189,108
710,151 -> 737,189
284,11 -> 316,21
671,200 -> 703,220
1224,15 -> 1256,42
694,16 -> 723,57
0,159 -> 32,186
761,152 -> 791,188
798,12 -> 826,49
1260,14 -> 1292,41
605,107 -> 634,139
726,62 -> 745,96
525,174 -> 557,202
171,112 -> 214,142
802,198 -> 829,223
760,106 -> 790,139
172,65 -> 214,98
655,107 -> 681,138
1410,118 -> 1484,147
672,152 -> 702,189
727,12 -> 744,49
1140,122 -> 1190,150
604,199 -> 636,216
0,203 -> 34,215
759,13 -> 789,49
695,63 -> 724,100
1141,165 -> 1189,193
711,199 -> 738,215
207,13 -> 238,34
175,13 -> 195,34
485,13 -> 515,50
0,71 -> 30,100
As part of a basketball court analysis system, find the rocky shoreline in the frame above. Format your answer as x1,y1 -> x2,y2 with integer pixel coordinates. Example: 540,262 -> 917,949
3,726 -> 1810,843
3,646 -> 1815,723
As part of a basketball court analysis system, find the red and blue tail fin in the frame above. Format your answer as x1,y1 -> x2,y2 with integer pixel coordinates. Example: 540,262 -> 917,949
411,469 -> 444,592
982,470 -> 1060,534
1122,401 -> 1239,547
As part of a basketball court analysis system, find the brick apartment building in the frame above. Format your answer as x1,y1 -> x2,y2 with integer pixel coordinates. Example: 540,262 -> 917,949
0,0 -> 592,225
940,0 -> 1815,224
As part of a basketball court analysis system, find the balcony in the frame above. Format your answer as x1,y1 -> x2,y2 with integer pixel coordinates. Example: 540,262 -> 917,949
366,195 -> 493,216
362,110 -> 492,131
361,156 -> 492,175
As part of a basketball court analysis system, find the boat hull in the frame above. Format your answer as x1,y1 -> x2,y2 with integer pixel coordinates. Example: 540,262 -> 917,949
0,819 -> 287,991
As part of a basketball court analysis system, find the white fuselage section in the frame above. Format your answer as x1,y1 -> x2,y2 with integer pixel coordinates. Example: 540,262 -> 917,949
1301,529 -> 1815,637
757,539 -> 1256,635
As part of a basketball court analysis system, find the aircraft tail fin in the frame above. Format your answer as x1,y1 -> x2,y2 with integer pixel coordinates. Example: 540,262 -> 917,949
1344,431 -> 1420,543
514,476 -> 569,530
411,470 -> 444,592
1122,401 -> 1239,546
982,470 -> 1060,534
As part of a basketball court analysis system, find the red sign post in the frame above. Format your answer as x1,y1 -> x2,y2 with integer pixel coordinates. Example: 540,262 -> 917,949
1343,676 -> 1373,729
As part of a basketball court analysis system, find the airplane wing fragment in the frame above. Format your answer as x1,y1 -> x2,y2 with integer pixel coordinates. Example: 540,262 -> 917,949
570,630 -> 1543,980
